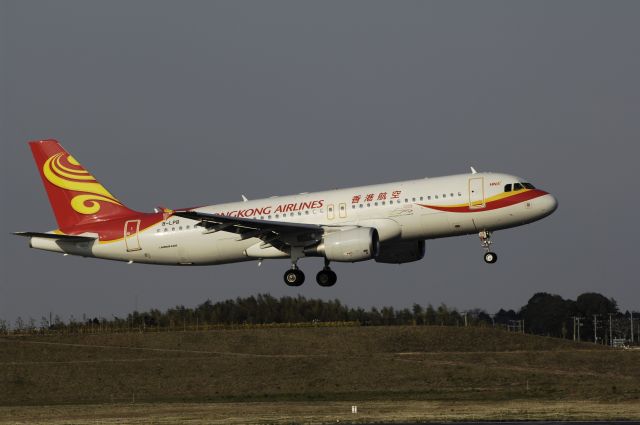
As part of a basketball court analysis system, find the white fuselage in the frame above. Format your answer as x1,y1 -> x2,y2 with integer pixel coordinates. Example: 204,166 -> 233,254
30,172 -> 557,265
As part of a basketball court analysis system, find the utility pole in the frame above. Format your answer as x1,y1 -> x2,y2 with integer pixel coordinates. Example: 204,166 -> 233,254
631,312 -> 634,344
578,317 -> 582,341
593,315 -> 599,344
572,317 -> 583,342
609,313 -> 613,347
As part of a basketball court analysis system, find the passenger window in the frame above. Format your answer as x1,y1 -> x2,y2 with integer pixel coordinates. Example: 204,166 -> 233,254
428,196 -> 431,200
435,195 -> 438,199
405,198 -> 409,203
443,194 -> 446,198
412,197 -> 416,202
504,184 -> 512,192
513,183 -> 523,191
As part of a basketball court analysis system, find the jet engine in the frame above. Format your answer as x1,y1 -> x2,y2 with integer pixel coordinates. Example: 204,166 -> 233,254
306,227 -> 379,262
375,240 -> 425,264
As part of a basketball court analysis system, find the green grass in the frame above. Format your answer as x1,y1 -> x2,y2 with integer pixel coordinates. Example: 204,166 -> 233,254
1,326 -> 638,406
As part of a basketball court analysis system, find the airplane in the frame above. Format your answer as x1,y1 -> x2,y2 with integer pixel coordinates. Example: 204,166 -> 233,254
15,140 -> 558,287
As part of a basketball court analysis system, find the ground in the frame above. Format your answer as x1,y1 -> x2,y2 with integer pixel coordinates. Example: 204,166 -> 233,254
1,326 -> 639,423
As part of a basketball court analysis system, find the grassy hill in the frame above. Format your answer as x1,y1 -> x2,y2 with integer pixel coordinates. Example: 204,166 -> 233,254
1,326 -> 639,406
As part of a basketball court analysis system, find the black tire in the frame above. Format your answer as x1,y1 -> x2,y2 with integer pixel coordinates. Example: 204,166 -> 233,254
316,269 -> 337,287
484,252 -> 498,264
284,269 -> 305,286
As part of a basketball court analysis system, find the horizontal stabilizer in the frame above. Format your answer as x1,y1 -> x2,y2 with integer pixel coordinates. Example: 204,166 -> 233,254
13,232 -> 96,242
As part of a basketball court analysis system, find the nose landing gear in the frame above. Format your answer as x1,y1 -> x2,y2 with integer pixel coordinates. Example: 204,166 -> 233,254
483,251 -> 498,264
479,230 -> 498,264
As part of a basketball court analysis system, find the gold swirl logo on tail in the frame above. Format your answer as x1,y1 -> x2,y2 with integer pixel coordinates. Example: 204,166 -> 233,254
43,153 -> 123,215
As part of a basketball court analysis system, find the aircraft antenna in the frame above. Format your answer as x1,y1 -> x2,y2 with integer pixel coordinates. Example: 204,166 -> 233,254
241,195 -> 248,202
470,167 -> 478,174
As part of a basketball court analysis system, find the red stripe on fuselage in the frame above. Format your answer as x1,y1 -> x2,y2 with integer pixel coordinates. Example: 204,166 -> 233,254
418,189 -> 548,213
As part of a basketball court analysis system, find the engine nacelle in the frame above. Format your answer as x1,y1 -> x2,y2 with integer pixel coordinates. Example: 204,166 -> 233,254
375,240 -> 425,264
310,227 -> 379,262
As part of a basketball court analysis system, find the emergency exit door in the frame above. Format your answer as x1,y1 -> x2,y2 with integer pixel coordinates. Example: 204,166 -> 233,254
468,177 -> 485,209
124,220 -> 142,251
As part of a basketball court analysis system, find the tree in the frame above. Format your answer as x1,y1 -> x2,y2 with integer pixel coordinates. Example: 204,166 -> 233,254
412,304 -> 424,325
520,292 -> 574,337
575,293 -> 618,342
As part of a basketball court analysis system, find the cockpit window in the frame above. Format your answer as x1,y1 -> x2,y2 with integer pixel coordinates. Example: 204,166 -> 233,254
504,184 -> 512,192
522,182 -> 535,189
513,183 -> 523,191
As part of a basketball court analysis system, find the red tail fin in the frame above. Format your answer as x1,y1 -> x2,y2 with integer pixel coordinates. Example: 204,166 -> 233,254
29,140 -> 136,231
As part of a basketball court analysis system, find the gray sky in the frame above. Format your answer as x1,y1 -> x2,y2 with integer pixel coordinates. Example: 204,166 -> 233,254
1,1 -> 639,324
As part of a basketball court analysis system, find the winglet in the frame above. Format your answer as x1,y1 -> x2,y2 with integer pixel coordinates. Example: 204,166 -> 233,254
470,166 -> 478,174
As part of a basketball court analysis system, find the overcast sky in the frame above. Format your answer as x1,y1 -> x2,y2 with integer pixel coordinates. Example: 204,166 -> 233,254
1,1 -> 639,324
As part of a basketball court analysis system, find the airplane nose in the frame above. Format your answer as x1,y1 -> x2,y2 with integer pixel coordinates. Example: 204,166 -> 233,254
540,193 -> 558,215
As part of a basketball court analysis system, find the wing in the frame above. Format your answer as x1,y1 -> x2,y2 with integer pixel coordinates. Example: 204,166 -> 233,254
173,211 -> 325,251
13,232 -> 97,242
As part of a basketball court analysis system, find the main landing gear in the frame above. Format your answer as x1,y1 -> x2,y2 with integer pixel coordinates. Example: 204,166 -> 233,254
479,230 -> 498,264
283,255 -> 337,287
316,259 -> 337,287
284,267 -> 305,286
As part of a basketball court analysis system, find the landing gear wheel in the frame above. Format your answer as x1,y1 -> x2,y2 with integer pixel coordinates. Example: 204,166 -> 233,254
284,269 -> 305,286
484,252 -> 498,264
316,269 -> 337,287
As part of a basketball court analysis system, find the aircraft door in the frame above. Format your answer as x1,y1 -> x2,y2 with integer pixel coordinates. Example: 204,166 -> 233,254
124,220 -> 142,251
327,204 -> 335,220
339,203 -> 347,218
468,177 -> 485,209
